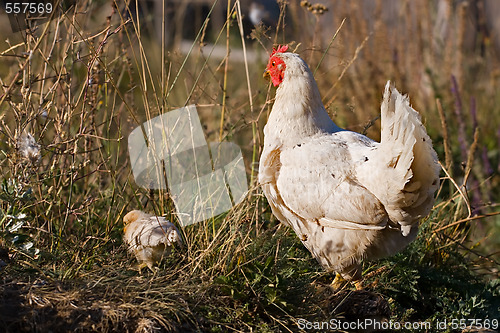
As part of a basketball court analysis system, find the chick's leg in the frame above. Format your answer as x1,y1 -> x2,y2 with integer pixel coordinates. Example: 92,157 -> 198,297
146,260 -> 159,274
137,262 -> 148,275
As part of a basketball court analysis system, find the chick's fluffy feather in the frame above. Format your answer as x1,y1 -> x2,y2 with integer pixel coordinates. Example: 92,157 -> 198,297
123,210 -> 182,270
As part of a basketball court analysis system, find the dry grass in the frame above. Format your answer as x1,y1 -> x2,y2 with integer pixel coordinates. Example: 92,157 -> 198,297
0,0 -> 499,332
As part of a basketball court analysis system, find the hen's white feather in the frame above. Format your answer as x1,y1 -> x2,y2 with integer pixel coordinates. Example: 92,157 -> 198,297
259,51 -> 439,279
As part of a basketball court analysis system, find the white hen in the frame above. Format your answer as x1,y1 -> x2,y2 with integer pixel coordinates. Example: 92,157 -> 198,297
123,210 -> 182,271
259,46 -> 440,283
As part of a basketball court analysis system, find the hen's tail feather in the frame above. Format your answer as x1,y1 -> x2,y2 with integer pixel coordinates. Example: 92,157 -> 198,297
377,81 -> 439,233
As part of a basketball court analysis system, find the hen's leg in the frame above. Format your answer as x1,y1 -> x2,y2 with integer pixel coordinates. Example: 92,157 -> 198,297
332,272 -> 347,289
332,264 -> 362,289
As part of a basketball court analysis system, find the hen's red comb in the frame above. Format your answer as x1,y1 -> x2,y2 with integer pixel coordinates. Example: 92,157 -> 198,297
271,45 -> 289,56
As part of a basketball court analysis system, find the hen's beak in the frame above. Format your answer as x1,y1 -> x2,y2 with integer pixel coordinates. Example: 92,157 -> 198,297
263,69 -> 270,80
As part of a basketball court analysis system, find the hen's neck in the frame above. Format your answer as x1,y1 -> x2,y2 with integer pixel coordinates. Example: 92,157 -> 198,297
266,71 -> 341,145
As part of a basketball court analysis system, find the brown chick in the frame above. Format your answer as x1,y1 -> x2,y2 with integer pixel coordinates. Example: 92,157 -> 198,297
123,210 -> 182,272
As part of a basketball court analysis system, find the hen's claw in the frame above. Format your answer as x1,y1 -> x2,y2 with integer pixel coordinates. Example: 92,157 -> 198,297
332,272 -> 347,290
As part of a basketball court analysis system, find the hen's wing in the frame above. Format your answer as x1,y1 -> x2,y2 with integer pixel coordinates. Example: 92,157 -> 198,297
270,133 -> 388,231
259,141 -> 290,225
354,82 -> 440,235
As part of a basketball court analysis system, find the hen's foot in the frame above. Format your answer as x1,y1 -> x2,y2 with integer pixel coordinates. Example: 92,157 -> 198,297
332,272 -> 348,290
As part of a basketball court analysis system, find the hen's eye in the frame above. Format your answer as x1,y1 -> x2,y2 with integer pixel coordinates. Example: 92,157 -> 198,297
272,61 -> 276,67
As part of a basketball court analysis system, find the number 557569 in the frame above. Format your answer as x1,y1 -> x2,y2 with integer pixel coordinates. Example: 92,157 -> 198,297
5,2 -> 53,15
